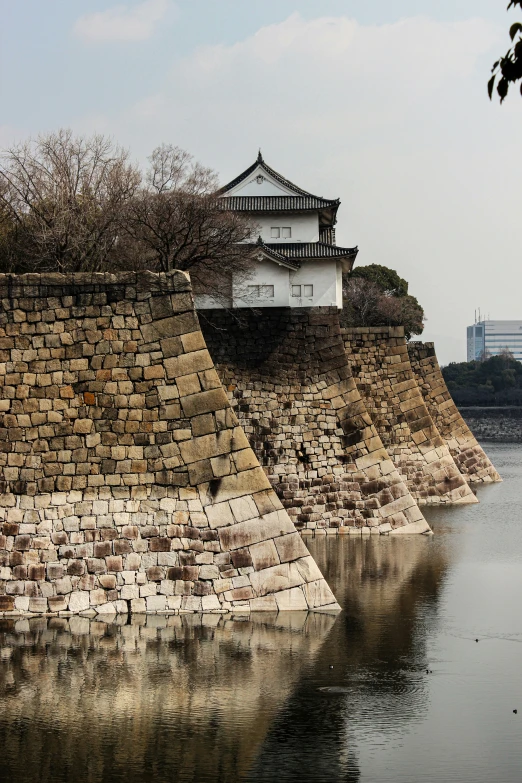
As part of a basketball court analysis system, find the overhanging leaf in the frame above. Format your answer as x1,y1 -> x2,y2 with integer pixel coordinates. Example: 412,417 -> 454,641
509,22 -> 522,40
497,77 -> 509,101
488,74 -> 496,99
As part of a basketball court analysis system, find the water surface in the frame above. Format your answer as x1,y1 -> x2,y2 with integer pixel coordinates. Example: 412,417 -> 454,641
1,443 -> 521,783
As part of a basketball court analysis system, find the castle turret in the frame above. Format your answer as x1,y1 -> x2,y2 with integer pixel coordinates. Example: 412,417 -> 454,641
196,154 -> 358,309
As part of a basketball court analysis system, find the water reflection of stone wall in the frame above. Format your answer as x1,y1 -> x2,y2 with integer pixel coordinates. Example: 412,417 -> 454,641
0,612 -> 335,783
248,535 -> 449,782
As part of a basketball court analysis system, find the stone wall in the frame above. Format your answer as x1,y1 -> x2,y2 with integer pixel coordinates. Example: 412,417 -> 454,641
201,308 -> 430,536
341,327 -> 477,506
459,407 -> 522,443
407,342 -> 501,479
0,272 -> 339,617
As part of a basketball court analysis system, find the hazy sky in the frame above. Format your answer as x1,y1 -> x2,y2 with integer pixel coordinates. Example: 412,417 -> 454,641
1,0 -> 521,363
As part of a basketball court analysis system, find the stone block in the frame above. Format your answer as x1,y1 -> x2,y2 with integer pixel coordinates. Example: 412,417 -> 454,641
206,501 -> 235,529
249,595 -> 278,611
201,594 -> 221,611
274,533 -> 309,564
165,349 -> 214,380
249,562 -> 304,597
146,594 -> 167,612
249,540 -> 280,571
68,591 -> 90,613
106,556 -> 123,572
99,574 -> 117,589
198,565 -> 220,580
230,549 -> 253,569
180,388 -> 229,418
218,510 -> 295,552
274,587 -> 308,611
28,597 -> 48,613
302,579 -> 337,609
0,596 -> 15,612
45,596 -> 66,612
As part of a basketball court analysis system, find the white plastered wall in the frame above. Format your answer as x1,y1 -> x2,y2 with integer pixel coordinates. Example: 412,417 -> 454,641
225,165 -> 295,197
196,259 -> 342,310
255,213 -> 319,243
232,259 -> 290,308
289,260 -> 341,308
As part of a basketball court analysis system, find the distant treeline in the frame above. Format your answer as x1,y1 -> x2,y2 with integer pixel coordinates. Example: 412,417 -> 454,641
442,354 -> 522,407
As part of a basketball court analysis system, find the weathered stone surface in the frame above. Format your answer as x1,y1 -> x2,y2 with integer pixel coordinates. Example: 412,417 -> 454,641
407,342 -> 501,482
201,308 -> 430,534
0,272 -> 339,616
341,327 -> 477,506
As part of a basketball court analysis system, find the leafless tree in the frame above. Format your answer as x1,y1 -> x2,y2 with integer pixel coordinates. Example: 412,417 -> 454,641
120,144 -> 257,302
0,129 -> 140,272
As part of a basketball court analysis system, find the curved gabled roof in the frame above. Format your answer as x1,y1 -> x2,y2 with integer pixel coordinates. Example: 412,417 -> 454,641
252,238 -> 358,269
218,152 -> 335,201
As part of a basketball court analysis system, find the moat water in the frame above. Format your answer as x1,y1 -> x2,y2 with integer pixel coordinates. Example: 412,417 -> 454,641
0,443 -> 521,783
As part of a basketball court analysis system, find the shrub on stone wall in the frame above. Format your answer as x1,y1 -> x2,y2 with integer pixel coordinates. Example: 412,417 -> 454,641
341,264 -> 425,339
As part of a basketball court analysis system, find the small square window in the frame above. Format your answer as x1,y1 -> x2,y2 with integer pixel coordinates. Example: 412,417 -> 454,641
304,285 -> 313,297
271,227 -> 280,238
247,285 -> 259,297
291,285 -> 302,297
260,285 -> 274,299
282,227 -> 292,239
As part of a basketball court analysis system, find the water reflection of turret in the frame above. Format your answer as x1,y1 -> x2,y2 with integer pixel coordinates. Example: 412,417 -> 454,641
248,536 -> 449,782
0,612 -> 335,783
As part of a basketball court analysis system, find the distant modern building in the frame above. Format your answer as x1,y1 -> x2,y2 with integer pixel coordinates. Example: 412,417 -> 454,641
467,320 -> 522,362
196,152 -> 358,309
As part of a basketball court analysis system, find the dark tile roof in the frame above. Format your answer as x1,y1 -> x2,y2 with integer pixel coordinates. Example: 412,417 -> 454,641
218,152 -> 336,202
218,195 -> 340,212
254,238 -> 301,270
268,242 -> 359,260
252,238 -> 358,268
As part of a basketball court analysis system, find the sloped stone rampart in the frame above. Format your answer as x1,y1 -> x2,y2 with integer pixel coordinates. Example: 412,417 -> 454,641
200,308 -> 430,536
341,327 -> 477,505
407,342 -> 501,482
0,272 -> 339,616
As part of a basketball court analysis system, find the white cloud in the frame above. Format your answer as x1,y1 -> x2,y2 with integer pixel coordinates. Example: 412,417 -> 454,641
92,13 -> 522,363
74,0 -> 174,43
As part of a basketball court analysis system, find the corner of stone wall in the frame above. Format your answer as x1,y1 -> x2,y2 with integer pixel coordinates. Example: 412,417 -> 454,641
0,272 -> 340,617
201,308 -> 431,536
407,341 -> 501,483
340,326 -> 478,505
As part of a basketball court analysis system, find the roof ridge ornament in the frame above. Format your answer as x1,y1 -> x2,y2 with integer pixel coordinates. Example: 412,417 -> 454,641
257,149 -> 264,163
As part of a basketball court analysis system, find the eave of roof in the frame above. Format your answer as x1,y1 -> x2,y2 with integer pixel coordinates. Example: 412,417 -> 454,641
218,195 -> 340,212
218,152 -> 337,202
267,242 -> 359,260
254,238 -> 301,270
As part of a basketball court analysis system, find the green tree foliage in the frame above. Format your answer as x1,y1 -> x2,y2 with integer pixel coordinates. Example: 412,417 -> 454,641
341,264 -> 425,339
489,1 -> 522,102
350,263 -> 409,297
442,352 -> 522,405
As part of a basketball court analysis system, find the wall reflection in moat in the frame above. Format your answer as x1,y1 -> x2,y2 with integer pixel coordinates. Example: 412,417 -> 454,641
0,535 -> 449,783
248,535 -> 449,782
